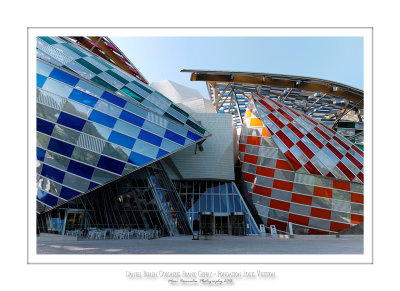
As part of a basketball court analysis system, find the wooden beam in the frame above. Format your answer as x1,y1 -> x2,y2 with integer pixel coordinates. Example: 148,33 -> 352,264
190,73 -> 363,105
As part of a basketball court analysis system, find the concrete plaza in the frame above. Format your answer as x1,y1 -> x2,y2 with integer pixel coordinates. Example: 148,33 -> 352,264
36,234 -> 363,255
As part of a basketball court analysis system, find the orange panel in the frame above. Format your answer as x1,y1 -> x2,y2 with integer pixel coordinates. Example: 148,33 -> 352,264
253,185 -> 272,197
242,172 -> 255,183
239,143 -> 246,153
333,180 -> 350,191
243,154 -> 258,164
288,213 -> 309,226
245,109 -> 252,118
291,193 -> 313,205
267,218 -> 287,232
270,199 -> 291,212
310,207 -> 331,219
313,186 -> 333,198
272,179 -> 294,192
351,193 -> 364,204
261,127 -> 271,137
256,166 -> 275,178
246,136 -> 261,145
250,118 -> 263,127
351,214 -> 363,224
330,221 -> 350,232
276,159 -> 293,171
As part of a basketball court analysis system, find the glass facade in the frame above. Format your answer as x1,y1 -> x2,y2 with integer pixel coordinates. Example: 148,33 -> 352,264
239,96 -> 364,234
36,37 -> 209,212
173,180 -> 259,235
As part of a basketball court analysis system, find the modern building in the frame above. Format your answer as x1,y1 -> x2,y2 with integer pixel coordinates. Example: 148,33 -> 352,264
36,37 -> 364,237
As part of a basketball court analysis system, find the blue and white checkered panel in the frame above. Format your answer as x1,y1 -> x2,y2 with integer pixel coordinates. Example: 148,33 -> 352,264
36,53 -> 208,211
36,36 -> 209,138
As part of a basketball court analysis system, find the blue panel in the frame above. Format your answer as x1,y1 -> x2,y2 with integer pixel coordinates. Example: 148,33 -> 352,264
101,91 -> 127,108
69,89 -> 98,107
164,130 -> 185,145
128,151 -> 153,166
37,189 -> 58,207
37,74 -> 47,88
37,147 -> 46,162
138,129 -> 162,147
49,68 -> 79,87
37,118 -> 55,135
97,155 -> 125,175
67,160 -> 95,179
47,138 -> 75,157
187,131 -> 202,141
156,149 -> 169,159
57,112 -> 86,131
60,186 -> 80,200
89,110 -> 117,128
41,164 -> 65,184
108,131 -> 136,149
119,110 -> 145,127
88,181 -> 99,190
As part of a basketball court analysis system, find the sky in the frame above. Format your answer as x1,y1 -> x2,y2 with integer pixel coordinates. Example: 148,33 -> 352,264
111,37 -> 363,98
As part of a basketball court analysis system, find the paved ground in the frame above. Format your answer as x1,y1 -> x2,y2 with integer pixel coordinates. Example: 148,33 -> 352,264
37,234 -> 363,254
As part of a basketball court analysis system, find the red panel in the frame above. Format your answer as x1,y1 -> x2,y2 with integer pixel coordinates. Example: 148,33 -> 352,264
333,135 -> 350,150
239,143 -> 246,153
277,108 -> 294,121
313,186 -> 332,198
247,136 -> 261,145
308,228 -> 330,235
314,126 -> 331,141
267,218 -> 287,232
326,172 -> 335,178
253,185 -> 272,197
256,166 -> 275,178
296,140 -> 315,159
273,179 -> 294,192
351,214 -> 363,224
287,123 -> 304,139
326,142 -> 344,159
337,161 -> 356,181
352,144 -> 364,157
270,199 -> 291,212
284,150 -> 302,171
351,193 -> 364,204
243,154 -> 258,165
275,159 -> 293,171
259,99 -> 275,112
276,130 -> 294,148
291,193 -> 313,205
310,207 -> 331,219
289,213 -> 310,226
330,221 -> 350,232
306,132 -> 324,149
345,152 -> 363,170
268,113 -> 285,128
357,172 -> 364,183
333,180 -> 350,191
304,161 -> 322,176
242,172 -> 255,183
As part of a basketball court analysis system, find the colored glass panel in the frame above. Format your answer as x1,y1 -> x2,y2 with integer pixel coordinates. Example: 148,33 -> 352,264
296,140 -> 315,159
253,185 -> 272,197
270,199 -> 290,212
41,164 -> 65,184
243,154 -> 258,164
57,112 -> 86,131
330,221 -> 350,232
101,91 -> 127,108
60,186 -> 80,200
164,130 -> 185,145
128,151 -> 153,166
256,166 -> 275,178
288,213 -> 309,226
310,207 -> 331,219
97,155 -> 125,175
37,74 -> 47,88
108,131 -> 136,149
313,186 -> 332,198
272,179 -> 293,192
291,193 -> 313,205
283,151 -> 302,170
49,68 -> 79,87
89,110 -> 117,128
276,159 -> 294,171
37,118 -> 55,135
121,86 -> 144,102
67,160 -> 95,179
138,129 -> 162,147
69,89 -> 98,107
47,138 -> 75,157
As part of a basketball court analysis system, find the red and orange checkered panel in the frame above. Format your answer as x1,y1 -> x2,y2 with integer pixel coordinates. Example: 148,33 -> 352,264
239,97 -> 364,234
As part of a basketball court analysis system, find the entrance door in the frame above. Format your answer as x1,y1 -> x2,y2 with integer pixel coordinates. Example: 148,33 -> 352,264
215,216 -> 229,234
231,214 -> 246,236
65,212 -> 84,231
